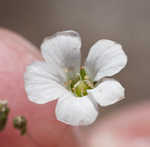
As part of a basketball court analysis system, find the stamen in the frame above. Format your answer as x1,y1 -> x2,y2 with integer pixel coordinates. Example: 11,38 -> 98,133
85,80 -> 94,88
66,67 -> 94,97
64,68 -> 69,73
64,82 -> 68,86
84,75 -> 89,80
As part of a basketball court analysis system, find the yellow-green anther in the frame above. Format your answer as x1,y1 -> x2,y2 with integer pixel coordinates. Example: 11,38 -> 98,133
70,74 -> 80,89
84,80 -> 94,89
0,100 -> 10,131
13,116 -> 27,135
73,81 -> 90,97
80,66 -> 87,80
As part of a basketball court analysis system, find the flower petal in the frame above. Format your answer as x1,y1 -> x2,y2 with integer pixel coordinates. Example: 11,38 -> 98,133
41,30 -> 81,81
24,61 -> 69,104
55,94 -> 98,126
88,79 -> 125,106
85,40 -> 127,81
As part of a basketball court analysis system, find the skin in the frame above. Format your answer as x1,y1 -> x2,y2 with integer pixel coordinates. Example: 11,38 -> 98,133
0,28 -> 150,147
0,28 -> 78,147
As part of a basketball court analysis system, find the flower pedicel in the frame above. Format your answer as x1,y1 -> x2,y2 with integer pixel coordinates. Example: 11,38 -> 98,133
24,30 -> 127,126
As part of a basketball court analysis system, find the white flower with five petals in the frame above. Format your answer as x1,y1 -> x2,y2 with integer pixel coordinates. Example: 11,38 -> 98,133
24,30 -> 127,126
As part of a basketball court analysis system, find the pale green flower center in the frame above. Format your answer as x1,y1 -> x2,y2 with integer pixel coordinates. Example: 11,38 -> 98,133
65,67 -> 94,97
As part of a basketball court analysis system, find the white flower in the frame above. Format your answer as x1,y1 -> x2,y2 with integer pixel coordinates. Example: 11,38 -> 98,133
24,30 -> 127,126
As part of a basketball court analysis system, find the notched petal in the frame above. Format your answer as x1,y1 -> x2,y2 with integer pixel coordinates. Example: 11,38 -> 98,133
85,39 -> 128,81
44,30 -> 80,41
55,95 -> 98,126
88,78 -> 125,107
41,30 -> 81,80
24,61 -> 69,104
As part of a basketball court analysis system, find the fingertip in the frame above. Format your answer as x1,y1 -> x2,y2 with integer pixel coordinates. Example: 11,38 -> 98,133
84,101 -> 150,147
0,27 -> 41,61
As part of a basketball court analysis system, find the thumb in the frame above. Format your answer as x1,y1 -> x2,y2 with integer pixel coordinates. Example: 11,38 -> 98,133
0,28 -> 78,147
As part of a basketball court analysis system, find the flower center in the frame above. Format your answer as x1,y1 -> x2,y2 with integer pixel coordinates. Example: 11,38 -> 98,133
65,67 -> 94,97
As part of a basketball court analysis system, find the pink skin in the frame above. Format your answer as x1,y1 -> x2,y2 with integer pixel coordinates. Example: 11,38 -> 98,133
82,101 -> 150,147
0,28 -> 78,147
0,28 -> 150,147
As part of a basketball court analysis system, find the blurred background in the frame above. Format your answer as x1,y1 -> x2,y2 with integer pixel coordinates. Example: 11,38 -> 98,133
0,0 -> 150,113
